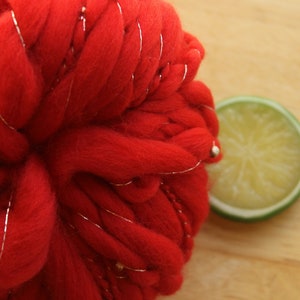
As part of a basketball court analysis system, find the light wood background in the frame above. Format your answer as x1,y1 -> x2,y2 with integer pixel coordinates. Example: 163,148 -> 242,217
161,1 -> 300,299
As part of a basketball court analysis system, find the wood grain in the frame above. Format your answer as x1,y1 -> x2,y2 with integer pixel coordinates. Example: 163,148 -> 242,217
160,1 -> 300,299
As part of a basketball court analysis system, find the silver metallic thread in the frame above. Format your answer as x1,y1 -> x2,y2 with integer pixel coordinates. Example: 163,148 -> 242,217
11,10 -> 26,47
0,197 -> 12,261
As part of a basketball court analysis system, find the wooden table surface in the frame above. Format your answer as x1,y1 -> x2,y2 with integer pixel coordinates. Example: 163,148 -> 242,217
161,1 -> 300,299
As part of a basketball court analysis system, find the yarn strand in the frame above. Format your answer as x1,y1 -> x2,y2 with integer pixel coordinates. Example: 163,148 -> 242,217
0,0 -> 221,298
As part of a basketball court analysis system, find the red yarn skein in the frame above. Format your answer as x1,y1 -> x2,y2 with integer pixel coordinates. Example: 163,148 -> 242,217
0,0 -> 221,299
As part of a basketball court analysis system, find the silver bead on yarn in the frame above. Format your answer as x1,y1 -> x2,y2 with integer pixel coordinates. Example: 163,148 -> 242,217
210,142 -> 220,158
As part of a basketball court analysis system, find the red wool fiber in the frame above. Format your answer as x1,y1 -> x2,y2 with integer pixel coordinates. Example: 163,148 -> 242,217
0,0 -> 221,299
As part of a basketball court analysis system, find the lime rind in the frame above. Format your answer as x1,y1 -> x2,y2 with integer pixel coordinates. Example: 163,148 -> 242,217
210,180 -> 300,222
209,96 -> 300,222
217,96 -> 300,134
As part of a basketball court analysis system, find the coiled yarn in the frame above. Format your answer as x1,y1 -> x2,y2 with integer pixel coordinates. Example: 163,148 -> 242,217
0,0 -> 220,299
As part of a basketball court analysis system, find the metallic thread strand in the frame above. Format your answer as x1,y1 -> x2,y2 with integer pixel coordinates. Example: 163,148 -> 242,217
65,78 -> 74,108
0,114 -> 16,131
80,6 -> 87,32
110,179 -> 133,187
11,10 -> 26,48
0,197 -> 12,261
78,212 -> 103,230
111,160 -> 203,187
137,21 -> 143,55
182,64 -> 188,82
200,104 -> 215,112
116,261 -> 147,273
160,160 -> 202,175
103,208 -> 134,224
159,33 -> 164,60
116,1 -> 123,15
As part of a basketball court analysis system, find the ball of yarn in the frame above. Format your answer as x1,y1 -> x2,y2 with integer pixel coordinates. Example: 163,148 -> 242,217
0,0 -> 221,299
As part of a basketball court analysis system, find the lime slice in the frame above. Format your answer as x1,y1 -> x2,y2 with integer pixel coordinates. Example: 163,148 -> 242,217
207,96 -> 300,221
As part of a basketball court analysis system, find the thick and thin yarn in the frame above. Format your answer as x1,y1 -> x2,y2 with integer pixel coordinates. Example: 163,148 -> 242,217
0,0 -> 221,299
